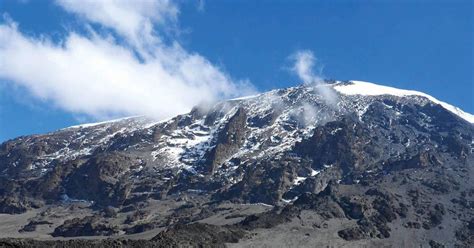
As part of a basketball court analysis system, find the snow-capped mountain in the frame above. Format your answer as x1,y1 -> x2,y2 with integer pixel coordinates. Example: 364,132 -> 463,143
0,80 -> 473,246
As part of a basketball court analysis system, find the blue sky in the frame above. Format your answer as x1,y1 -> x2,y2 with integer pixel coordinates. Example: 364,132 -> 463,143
0,0 -> 472,142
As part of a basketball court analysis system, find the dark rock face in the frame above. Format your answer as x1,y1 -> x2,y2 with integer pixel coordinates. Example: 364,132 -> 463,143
0,239 -> 159,248
201,107 -> 248,174
19,220 -> 53,233
290,184 -> 408,240
217,158 -> 297,203
152,223 -> 245,247
294,118 -> 373,174
52,216 -> 119,237
64,153 -> 138,207
0,81 -> 472,246
0,197 -> 32,214
0,223 -> 244,248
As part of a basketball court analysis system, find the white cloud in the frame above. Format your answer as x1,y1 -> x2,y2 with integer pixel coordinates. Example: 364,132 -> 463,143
290,50 -> 323,84
0,1 -> 254,121
56,0 -> 177,57
290,49 -> 337,105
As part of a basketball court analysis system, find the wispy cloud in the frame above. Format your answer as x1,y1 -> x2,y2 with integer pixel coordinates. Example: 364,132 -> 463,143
0,0 -> 254,121
289,49 -> 337,105
196,0 -> 205,12
290,50 -> 323,84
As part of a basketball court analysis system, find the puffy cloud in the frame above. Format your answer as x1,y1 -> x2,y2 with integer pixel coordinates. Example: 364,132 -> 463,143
0,1 -> 254,121
56,0 -> 177,56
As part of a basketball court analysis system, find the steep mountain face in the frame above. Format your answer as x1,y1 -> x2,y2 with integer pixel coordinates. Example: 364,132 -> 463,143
0,80 -> 473,247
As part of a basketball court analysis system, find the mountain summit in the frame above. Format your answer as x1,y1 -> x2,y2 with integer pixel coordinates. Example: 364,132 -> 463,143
1,80 -> 473,247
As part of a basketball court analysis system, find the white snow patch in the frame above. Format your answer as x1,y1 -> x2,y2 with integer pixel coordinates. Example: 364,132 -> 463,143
229,93 -> 262,101
66,116 -> 142,129
405,138 -> 411,147
66,115 -> 170,130
242,203 -> 274,207
294,176 -> 307,186
282,196 -> 299,203
334,81 -> 474,124
61,194 -> 94,204
331,127 -> 342,135
310,168 -> 321,176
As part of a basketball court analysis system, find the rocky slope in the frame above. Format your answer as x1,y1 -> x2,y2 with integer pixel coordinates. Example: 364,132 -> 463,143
0,80 -> 473,247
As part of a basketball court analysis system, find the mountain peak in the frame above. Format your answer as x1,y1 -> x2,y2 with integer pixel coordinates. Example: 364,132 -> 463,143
334,80 -> 474,123
64,80 -> 474,131
0,79 -> 473,245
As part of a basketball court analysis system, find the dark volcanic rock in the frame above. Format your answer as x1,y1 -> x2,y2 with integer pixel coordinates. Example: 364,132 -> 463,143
338,227 -> 367,241
0,238 -> 158,248
64,153 -> 138,207
201,107 -> 248,174
52,216 -> 119,237
0,197 -> 31,214
152,223 -> 245,247
19,220 -> 53,233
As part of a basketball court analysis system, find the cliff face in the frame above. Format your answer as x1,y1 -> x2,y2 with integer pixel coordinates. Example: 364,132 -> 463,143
0,80 -> 473,247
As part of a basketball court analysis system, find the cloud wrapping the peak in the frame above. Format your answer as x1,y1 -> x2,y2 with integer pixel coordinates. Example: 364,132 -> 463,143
290,49 -> 338,105
0,0 -> 254,121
